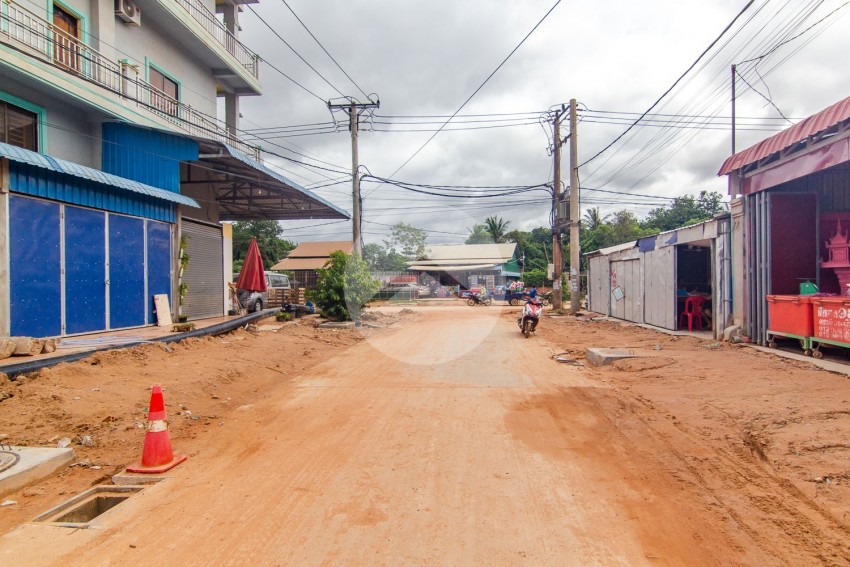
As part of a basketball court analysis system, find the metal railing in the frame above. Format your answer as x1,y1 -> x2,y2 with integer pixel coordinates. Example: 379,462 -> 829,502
171,0 -> 259,78
0,0 -> 260,160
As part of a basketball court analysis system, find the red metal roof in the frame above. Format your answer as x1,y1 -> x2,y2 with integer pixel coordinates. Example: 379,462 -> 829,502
718,95 -> 850,176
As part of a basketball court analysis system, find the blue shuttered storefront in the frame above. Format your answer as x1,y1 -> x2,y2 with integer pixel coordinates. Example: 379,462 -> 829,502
8,195 -> 173,337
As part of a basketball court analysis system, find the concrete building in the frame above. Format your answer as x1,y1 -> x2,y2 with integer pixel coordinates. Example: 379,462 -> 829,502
0,0 -> 347,337
407,243 -> 521,290
270,241 -> 353,290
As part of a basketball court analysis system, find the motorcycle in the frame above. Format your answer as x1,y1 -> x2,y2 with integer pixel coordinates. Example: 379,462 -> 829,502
518,298 -> 543,337
467,292 -> 493,306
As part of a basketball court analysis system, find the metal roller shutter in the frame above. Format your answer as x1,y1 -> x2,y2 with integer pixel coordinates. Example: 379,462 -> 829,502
181,221 -> 224,320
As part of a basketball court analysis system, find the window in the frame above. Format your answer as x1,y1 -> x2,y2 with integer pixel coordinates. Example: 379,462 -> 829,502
53,4 -> 80,71
148,66 -> 179,116
0,101 -> 38,151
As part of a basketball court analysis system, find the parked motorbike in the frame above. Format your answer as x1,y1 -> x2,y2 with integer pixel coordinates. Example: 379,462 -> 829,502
467,293 -> 493,306
518,298 -> 543,337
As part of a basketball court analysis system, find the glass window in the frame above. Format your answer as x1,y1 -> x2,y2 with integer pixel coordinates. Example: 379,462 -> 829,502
148,66 -> 179,116
0,101 -> 38,151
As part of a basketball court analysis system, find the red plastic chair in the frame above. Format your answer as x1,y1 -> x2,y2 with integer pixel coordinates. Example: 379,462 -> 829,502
679,296 -> 705,331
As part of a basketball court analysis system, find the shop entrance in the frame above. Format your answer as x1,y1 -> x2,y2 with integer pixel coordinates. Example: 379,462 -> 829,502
676,244 -> 712,330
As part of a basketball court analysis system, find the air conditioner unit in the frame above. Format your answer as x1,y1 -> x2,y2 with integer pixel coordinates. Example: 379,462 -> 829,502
116,0 -> 141,25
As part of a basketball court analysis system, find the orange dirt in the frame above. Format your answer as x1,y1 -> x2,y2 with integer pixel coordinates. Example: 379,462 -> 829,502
0,304 -> 847,565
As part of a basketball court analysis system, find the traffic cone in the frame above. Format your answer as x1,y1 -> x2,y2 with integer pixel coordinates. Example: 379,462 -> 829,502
127,385 -> 187,474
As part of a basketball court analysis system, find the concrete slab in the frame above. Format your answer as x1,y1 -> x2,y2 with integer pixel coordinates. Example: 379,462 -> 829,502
585,348 -> 639,367
0,447 -> 75,498
112,471 -> 170,486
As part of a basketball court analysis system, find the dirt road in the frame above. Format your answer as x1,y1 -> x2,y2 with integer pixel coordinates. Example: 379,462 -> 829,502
1,304 -> 849,565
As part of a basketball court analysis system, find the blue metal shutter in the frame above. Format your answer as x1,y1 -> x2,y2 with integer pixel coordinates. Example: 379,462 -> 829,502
146,220 -> 172,324
65,206 -> 107,334
9,196 -> 61,337
108,214 -> 145,328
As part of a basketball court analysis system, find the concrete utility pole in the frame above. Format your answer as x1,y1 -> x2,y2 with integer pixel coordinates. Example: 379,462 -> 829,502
569,98 -> 580,315
552,108 -> 564,311
327,98 -> 380,257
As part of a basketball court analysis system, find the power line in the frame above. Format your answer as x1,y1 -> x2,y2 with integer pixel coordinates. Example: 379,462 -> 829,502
280,0 -> 371,100
366,0 -> 562,197
245,4 -> 344,98
580,0 -> 756,168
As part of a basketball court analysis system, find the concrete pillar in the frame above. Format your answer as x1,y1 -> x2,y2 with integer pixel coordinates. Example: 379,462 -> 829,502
0,158 -> 9,336
219,2 -> 237,35
224,91 -> 239,138
730,197 -> 745,330
89,0 -> 116,56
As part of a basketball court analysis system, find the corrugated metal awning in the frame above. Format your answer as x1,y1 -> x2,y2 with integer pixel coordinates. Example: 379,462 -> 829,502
194,141 -> 350,221
0,142 -> 200,207
718,95 -> 850,175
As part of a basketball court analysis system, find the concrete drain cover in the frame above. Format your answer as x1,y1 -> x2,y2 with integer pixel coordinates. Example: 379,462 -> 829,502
34,485 -> 144,528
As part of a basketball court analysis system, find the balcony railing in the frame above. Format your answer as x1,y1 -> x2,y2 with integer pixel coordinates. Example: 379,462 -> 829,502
171,0 -> 259,79
0,0 -> 261,160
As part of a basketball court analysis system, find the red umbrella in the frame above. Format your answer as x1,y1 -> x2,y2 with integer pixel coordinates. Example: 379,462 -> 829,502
236,238 -> 267,292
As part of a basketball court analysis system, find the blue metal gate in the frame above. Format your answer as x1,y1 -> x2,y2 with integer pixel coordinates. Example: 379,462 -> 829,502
9,196 -> 61,337
65,206 -> 107,334
108,214 -> 146,329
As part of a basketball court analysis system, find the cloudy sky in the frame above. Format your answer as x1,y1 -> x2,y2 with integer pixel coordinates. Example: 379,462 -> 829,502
232,0 -> 850,245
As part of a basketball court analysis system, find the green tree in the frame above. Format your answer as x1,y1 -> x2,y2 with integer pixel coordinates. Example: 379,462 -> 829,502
583,207 -> 609,231
483,216 -> 510,243
465,224 -> 492,244
311,251 -> 380,321
642,190 -> 725,232
384,222 -> 427,260
363,242 -> 407,271
232,220 -> 296,272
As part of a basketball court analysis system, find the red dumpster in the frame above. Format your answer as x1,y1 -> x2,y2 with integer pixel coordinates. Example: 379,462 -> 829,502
766,295 -> 813,337
810,296 -> 850,343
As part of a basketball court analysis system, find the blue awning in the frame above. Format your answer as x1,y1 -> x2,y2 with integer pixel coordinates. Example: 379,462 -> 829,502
0,142 -> 199,208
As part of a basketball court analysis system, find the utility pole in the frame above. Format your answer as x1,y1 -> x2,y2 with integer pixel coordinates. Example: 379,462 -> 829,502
552,107 -> 564,310
731,64 -> 737,155
327,97 -> 380,257
569,98 -> 580,314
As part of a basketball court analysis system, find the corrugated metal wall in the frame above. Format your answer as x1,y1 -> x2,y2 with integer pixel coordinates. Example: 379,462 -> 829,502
644,246 -> 675,329
101,123 -> 199,193
587,255 -> 610,315
181,221 -> 224,320
9,162 -> 176,222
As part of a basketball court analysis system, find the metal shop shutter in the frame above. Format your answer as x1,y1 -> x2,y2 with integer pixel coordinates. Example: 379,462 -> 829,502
9,196 -> 62,337
181,221 -> 223,320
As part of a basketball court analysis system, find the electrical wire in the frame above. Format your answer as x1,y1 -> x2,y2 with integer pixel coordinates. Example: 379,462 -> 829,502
580,0 -> 756,168
245,4 -> 345,98
279,0 -> 370,100
365,0 -> 562,198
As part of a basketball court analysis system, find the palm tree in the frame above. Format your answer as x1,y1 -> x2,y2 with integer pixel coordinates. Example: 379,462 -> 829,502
583,207 -> 609,231
483,216 -> 510,243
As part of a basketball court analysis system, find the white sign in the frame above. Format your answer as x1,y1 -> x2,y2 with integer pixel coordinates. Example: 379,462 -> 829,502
553,280 -> 561,290
547,263 -> 554,279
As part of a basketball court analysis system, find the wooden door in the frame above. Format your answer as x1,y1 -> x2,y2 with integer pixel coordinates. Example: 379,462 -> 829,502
53,5 -> 80,71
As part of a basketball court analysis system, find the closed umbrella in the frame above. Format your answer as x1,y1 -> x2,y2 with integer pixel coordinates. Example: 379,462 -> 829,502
236,238 -> 267,292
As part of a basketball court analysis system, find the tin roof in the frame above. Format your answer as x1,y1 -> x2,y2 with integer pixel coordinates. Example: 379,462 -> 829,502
0,142 -> 199,207
417,243 -> 517,263
718,95 -> 850,176
270,240 -> 353,271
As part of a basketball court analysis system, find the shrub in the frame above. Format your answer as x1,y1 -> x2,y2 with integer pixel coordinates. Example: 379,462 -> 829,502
312,252 -> 380,321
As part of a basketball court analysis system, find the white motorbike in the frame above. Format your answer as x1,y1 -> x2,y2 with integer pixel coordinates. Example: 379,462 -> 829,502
518,298 -> 543,338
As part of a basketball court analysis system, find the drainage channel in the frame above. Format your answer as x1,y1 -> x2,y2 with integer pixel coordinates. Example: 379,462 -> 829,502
33,480 -> 161,528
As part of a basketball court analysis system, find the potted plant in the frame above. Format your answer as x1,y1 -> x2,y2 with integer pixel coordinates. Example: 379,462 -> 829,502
177,235 -> 190,322
275,311 -> 292,322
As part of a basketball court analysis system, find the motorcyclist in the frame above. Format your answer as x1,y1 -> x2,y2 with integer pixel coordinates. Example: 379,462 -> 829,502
528,286 -> 538,300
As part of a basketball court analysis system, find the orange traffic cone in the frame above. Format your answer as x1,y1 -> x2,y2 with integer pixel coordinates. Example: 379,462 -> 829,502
127,385 -> 187,474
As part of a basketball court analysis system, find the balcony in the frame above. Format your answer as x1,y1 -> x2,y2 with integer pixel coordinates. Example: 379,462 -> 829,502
171,0 -> 259,79
0,0 -> 260,159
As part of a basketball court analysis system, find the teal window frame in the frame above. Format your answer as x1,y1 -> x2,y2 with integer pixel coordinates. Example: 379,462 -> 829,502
0,91 -> 48,153
145,58 -> 182,103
